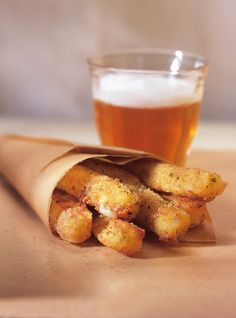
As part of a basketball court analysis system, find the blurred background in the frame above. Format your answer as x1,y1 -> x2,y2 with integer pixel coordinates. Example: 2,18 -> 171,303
0,0 -> 235,121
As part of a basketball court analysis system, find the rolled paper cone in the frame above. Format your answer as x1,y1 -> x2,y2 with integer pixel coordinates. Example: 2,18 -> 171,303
0,134 -> 215,242
0,135 -> 150,229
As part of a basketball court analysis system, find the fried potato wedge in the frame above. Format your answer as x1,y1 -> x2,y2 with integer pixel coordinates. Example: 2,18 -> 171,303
85,160 -> 191,242
127,160 -> 226,201
93,216 -> 145,256
57,164 -> 141,219
161,194 -> 206,228
50,190 -> 92,243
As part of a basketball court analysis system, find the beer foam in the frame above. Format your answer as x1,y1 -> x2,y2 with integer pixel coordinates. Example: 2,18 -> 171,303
94,73 -> 200,107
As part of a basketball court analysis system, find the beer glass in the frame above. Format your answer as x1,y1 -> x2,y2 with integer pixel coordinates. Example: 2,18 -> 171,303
87,49 -> 208,165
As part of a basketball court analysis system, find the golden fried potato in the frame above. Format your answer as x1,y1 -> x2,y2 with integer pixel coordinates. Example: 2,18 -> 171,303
137,189 -> 190,242
50,190 -> 92,243
85,160 -> 191,242
57,164 -> 141,219
161,194 -> 206,228
93,216 -> 145,256
83,159 -> 142,190
127,160 -> 226,201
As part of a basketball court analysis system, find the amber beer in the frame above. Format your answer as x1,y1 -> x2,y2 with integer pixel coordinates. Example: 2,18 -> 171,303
94,99 -> 200,165
88,50 -> 207,165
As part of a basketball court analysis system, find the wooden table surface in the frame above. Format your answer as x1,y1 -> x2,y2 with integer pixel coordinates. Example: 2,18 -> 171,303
0,150 -> 235,318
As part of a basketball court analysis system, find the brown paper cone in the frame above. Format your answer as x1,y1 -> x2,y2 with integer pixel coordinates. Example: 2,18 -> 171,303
0,134 -> 215,242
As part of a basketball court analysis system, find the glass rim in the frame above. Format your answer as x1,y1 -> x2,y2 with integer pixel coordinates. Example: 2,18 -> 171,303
87,48 -> 208,75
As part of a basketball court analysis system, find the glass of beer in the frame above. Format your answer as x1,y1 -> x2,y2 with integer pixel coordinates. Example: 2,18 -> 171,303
87,49 -> 208,165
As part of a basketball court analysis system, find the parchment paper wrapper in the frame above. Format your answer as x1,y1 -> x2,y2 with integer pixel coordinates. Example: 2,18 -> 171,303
0,134 -> 215,243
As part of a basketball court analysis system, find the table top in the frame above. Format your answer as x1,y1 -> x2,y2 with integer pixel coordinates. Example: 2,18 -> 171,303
0,117 -> 236,150
0,118 -> 236,318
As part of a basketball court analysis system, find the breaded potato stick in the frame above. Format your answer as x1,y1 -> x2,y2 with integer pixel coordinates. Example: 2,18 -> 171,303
50,190 -> 92,243
83,159 -> 142,190
93,216 -> 145,256
57,164 -> 140,219
84,160 -> 191,242
161,194 -> 206,228
127,160 -> 226,201
137,189 -> 190,242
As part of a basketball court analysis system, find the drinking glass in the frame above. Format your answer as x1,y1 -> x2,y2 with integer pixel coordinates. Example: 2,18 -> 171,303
87,49 -> 208,165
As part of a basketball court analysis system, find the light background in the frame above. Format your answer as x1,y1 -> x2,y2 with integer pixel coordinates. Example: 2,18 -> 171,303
0,0 -> 235,120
